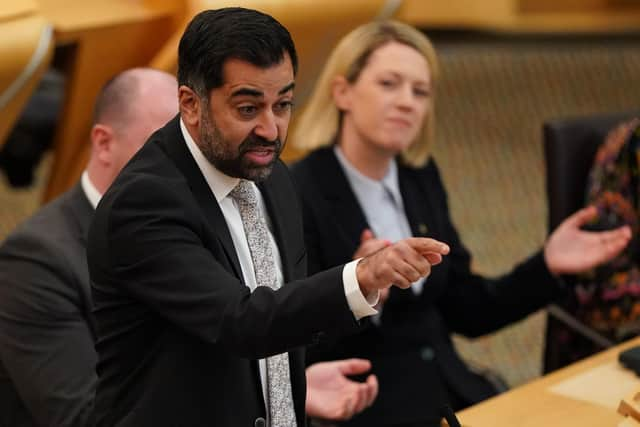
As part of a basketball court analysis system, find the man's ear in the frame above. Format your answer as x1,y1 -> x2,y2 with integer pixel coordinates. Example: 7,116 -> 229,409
90,124 -> 115,166
331,75 -> 352,112
179,85 -> 201,127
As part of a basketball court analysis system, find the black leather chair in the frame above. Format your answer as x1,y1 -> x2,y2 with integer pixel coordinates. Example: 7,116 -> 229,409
544,111 -> 640,231
542,110 -> 639,373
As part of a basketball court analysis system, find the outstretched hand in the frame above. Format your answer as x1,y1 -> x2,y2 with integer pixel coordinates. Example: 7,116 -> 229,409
356,237 -> 449,295
305,359 -> 378,421
544,205 -> 632,276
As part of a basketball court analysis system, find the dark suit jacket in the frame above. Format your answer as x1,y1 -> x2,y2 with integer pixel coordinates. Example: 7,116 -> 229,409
88,116 -> 360,427
0,184 -> 96,427
291,147 -> 564,426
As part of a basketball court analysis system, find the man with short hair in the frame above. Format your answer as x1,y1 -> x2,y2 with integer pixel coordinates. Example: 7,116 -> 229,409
0,67 -> 179,427
0,64 -> 380,427
88,8 -> 449,426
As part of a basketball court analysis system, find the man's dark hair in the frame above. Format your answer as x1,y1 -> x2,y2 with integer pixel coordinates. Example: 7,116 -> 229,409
177,7 -> 298,98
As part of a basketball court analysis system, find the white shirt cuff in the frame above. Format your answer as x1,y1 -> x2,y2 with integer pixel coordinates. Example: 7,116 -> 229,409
343,259 -> 378,320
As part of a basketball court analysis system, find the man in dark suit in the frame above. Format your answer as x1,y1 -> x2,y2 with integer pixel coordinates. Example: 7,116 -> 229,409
0,64 -> 378,427
88,7 -> 450,427
0,68 -> 179,427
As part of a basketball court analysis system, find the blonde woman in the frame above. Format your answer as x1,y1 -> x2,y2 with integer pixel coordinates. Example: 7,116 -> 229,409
291,20 -> 630,426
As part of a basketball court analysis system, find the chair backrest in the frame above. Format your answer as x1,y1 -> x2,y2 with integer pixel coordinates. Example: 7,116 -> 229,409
543,111 -> 640,232
0,5 -> 53,146
543,111 -> 640,374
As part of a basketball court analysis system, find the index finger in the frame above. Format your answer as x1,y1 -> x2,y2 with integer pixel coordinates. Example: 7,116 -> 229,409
406,237 -> 450,255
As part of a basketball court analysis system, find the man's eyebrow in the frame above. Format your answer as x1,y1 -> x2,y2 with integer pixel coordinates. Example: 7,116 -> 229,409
278,82 -> 295,95
230,87 -> 263,98
230,82 -> 295,98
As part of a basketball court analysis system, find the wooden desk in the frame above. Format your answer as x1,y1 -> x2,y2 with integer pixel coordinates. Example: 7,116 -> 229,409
37,0 -> 185,201
457,337 -> 640,426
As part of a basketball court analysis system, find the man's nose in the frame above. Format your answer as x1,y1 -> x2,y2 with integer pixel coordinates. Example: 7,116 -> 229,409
254,111 -> 279,142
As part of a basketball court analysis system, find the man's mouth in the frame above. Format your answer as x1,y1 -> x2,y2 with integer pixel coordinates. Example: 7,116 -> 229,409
243,147 -> 276,166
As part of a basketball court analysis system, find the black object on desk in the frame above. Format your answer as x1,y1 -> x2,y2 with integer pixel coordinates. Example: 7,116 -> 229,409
619,346 -> 640,376
440,405 -> 462,427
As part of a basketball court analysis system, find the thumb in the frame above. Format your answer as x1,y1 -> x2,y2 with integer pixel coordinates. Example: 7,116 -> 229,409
337,358 -> 372,376
360,229 -> 375,243
566,205 -> 598,227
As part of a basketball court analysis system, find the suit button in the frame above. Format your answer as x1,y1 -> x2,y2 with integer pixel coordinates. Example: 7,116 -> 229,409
254,417 -> 266,427
418,223 -> 429,235
420,346 -> 435,361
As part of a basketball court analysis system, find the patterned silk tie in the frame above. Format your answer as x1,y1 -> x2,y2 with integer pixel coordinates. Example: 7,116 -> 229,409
229,179 -> 297,427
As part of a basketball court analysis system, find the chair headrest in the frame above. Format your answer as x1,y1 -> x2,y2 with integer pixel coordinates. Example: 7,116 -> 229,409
543,111 -> 640,232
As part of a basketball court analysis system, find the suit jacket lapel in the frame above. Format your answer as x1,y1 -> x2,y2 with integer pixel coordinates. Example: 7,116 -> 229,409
64,183 -> 98,336
398,164 -> 437,239
160,116 -> 243,279
66,183 -> 94,246
398,161 -> 451,301
315,148 -> 370,247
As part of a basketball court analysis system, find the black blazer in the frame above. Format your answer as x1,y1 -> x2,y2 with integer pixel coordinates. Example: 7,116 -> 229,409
0,185 -> 96,427
88,116 -> 360,427
291,147 -> 563,426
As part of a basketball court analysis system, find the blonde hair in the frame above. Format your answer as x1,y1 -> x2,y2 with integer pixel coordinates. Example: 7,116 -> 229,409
291,20 -> 439,168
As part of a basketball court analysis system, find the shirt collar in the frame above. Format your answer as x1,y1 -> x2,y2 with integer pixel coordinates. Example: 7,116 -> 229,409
81,170 -> 102,209
180,118 -> 240,202
333,145 -> 403,206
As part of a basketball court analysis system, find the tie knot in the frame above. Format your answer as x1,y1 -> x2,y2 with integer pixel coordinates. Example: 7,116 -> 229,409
229,179 -> 256,204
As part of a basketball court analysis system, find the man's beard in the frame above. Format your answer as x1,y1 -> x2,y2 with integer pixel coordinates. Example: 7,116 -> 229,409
197,109 -> 283,182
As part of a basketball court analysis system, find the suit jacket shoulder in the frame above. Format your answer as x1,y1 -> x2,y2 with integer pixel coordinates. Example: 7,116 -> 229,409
0,184 -> 96,427
0,182 -> 93,323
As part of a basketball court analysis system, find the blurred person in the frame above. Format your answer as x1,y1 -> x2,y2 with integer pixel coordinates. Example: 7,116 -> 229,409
545,119 -> 640,372
290,20 -> 631,427
87,8 -> 449,427
0,67 -> 178,427
0,69 -> 64,187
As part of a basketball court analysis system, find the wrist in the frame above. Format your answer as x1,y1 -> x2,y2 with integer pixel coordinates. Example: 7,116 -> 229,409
355,257 -> 373,294
543,245 -> 561,277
